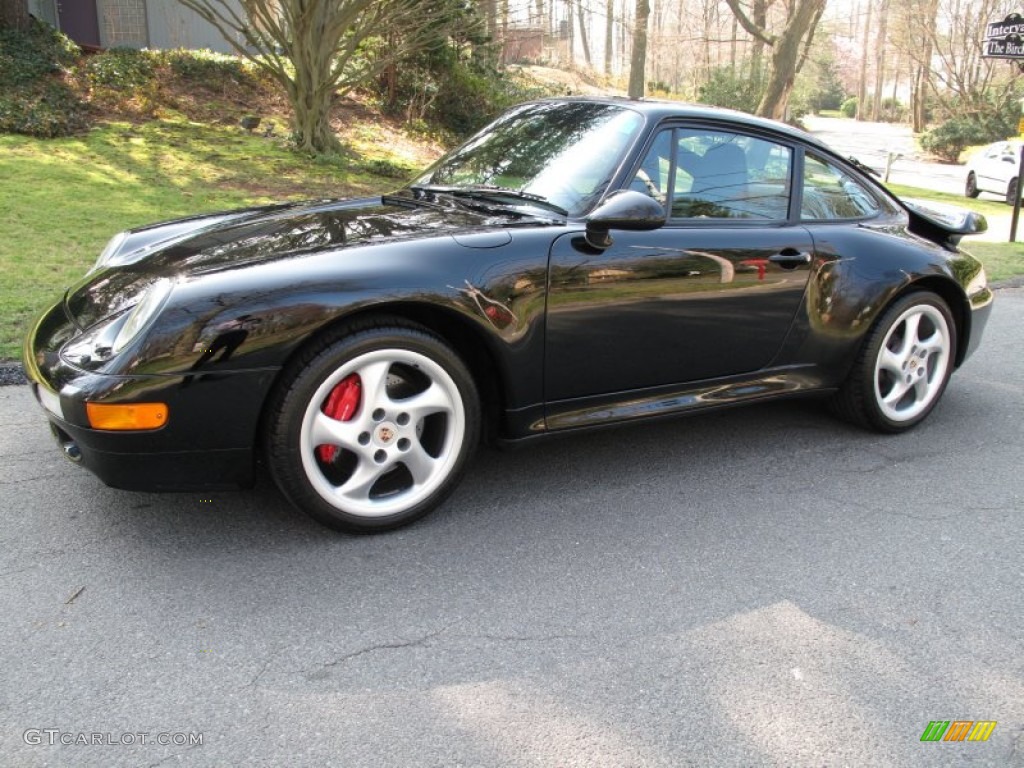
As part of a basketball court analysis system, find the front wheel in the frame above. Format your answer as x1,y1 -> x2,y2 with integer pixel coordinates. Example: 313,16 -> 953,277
1006,177 -> 1019,205
266,324 -> 480,532
830,292 -> 956,433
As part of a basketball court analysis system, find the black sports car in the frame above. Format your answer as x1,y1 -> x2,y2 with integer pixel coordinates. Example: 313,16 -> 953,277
24,98 -> 993,532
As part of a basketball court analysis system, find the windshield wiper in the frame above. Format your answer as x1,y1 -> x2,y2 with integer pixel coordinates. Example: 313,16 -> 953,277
410,184 -> 569,216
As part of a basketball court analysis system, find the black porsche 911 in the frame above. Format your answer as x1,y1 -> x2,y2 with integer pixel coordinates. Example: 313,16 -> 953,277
24,98 -> 993,532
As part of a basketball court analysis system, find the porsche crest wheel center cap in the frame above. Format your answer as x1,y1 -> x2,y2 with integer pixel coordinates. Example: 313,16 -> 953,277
375,423 -> 397,446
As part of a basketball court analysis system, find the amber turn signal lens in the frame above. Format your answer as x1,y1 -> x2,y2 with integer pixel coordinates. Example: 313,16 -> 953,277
86,402 -> 168,430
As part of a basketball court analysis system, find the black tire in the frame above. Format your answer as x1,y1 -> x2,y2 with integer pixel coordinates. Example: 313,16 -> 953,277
829,291 -> 956,433
1005,177 -> 1019,206
266,322 -> 480,533
965,172 -> 979,198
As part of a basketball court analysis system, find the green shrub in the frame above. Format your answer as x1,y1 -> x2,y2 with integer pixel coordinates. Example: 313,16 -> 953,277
164,48 -> 261,89
921,106 -> 1020,163
697,64 -> 764,114
0,19 -> 79,87
0,81 -> 89,137
377,46 -> 548,139
85,47 -> 156,90
364,158 -> 414,179
0,21 -> 87,138
790,52 -> 845,115
840,97 -> 857,118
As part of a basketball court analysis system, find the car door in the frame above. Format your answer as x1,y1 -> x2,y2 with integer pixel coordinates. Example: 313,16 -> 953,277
977,143 -> 1013,193
544,126 -> 813,406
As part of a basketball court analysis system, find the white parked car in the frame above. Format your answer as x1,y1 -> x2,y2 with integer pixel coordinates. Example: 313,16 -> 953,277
965,140 -> 1022,204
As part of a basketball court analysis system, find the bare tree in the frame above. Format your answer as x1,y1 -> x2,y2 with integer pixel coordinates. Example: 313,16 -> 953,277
724,0 -> 827,118
0,0 -> 31,30
576,1 -> 593,67
870,0 -> 890,120
628,0 -> 651,98
897,0 -> 1020,122
176,0 -> 440,154
605,0 -> 615,74
856,0 -> 873,119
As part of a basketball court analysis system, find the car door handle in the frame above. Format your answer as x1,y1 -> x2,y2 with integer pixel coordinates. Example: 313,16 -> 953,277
769,249 -> 812,267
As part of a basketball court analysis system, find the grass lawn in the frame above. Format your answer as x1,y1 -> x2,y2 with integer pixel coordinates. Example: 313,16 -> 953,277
0,118 -> 427,360
961,242 -> 1024,282
884,183 -> 1010,219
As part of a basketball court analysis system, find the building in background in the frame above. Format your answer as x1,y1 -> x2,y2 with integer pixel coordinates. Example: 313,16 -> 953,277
25,0 -> 244,52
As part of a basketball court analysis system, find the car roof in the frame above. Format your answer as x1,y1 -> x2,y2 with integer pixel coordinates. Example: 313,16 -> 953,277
529,96 -> 837,154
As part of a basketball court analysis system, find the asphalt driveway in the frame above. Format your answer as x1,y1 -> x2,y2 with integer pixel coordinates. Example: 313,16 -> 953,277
1,289 -> 1022,767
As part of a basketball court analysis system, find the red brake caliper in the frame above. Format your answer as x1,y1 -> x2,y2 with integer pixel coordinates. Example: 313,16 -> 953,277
317,373 -> 361,463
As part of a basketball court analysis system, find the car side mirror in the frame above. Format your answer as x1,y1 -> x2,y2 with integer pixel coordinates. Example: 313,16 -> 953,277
585,190 -> 666,249
1004,156 -> 1016,163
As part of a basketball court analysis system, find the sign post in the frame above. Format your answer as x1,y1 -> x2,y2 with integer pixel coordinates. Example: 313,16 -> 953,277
1011,145 -> 1024,242
982,13 -> 1024,242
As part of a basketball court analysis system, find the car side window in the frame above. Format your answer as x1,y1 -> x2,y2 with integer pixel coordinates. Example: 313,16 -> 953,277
628,129 -> 673,204
801,153 -> 881,220
630,129 -> 791,221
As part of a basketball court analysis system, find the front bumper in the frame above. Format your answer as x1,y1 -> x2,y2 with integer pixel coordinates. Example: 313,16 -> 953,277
24,300 -> 278,491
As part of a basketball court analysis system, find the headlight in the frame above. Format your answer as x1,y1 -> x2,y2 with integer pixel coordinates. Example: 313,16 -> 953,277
92,231 -> 128,273
112,279 -> 173,355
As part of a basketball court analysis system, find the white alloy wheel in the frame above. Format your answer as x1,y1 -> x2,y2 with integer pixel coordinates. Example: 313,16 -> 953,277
267,324 -> 480,532
872,303 -> 952,424
300,348 -> 466,517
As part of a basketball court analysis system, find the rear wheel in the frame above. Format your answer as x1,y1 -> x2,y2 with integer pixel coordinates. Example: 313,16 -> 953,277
266,324 -> 480,532
965,172 -> 979,198
1006,177 -> 1019,205
830,291 -> 956,433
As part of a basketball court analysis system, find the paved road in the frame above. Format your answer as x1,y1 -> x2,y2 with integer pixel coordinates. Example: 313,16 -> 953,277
1,290 -> 1022,767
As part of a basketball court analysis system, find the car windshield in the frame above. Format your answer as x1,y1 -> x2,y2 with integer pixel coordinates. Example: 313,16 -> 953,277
413,101 -> 645,217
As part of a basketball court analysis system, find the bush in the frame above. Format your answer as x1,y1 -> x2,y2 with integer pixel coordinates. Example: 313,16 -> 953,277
85,47 -> 156,90
0,21 -> 88,138
840,97 -> 857,118
0,81 -> 89,137
921,106 -> 1020,163
377,46 -> 549,139
790,52 -> 845,115
0,20 -> 78,86
164,48 -> 261,90
697,65 -> 764,114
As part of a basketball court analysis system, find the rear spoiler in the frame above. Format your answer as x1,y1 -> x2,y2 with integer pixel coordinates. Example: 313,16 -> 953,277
901,198 -> 987,248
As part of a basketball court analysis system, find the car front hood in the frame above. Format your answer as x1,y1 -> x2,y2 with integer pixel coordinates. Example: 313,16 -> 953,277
64,196 -> 529,330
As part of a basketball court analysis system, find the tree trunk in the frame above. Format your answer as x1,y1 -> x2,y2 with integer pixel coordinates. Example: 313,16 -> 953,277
752,0 -> 825,118
576,1 -> 592,67
627,0 -> 650,98
0,0 -> 31,30
856,0 -> 873,120
870,0 -> 889,121
911,0 -> 938,132
483,0 -> 497,39
750,0 -> 767,81
605,0 -> 614,74
287,66 -> 341,155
